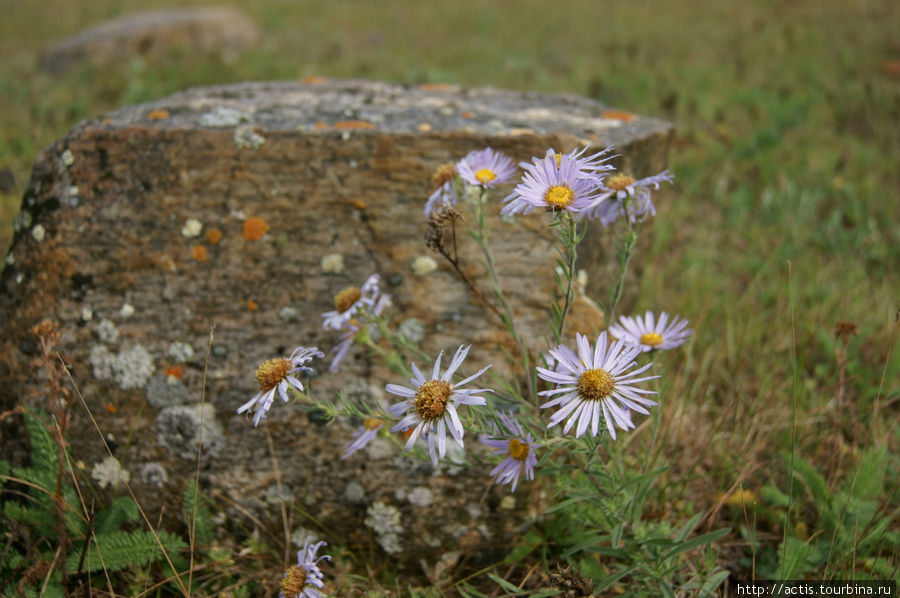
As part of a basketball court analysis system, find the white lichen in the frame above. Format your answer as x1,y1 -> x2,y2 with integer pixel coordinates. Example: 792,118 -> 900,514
68,185 -> 79,197
31,224 -> 46,242
365,501 -> 403,555
91,456 -> 130,490
61,149 -> 74,167
499,495 -> 516,510
181,218 -> 203,238
89,344 -> 115,380
411,255 -> 438,276
199,106 -> 252,128
95,319 -> 119,344
278,306 -> 299,322
320,253 -> 345,274
156,403 -> 224,462
344,482 -> 366,504
5,252 -> 13,266
138,462 -> 168,487
81,306 -> 93,322
398,318 -> 426,343
233,124 -> 265,150
119,303 -> 135,319
407,486 -> 433,508
113,344 -> 155,390
167,340 -> 194,363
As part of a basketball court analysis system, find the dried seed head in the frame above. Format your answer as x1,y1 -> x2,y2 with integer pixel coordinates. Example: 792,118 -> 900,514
834,321 -> 859,341
432,163 -> 456,187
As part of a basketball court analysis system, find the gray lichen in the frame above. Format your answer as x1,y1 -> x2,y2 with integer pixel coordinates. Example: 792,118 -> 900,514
343,481 -> 366,504
233,124 -> 265,149
138,462 -> 169,487
364,501 -> 403,555
167,340 -> 194,363
199,106 -> 252,128
89,345 -> 116,380
95,318 -> 119,343
91,456 -> 130,490
146,372 -> 188,408
397,318 -> 426,344
156,403 -> 223,461
113,344 -> 155,390
407,486 -> 433,508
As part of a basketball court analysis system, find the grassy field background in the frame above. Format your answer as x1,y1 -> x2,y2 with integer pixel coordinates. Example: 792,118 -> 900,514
1,0 -> 898,594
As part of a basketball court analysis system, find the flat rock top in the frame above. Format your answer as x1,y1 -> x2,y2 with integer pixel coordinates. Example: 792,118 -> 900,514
91,79 -> 669,147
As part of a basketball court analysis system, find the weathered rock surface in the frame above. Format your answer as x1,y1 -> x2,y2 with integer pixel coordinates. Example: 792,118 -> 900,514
40,7 -> 260,73
0,79 -> 671,574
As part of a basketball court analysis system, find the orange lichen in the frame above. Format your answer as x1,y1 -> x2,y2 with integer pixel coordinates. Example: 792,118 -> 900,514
191,245 -> 207,262
461,111 -> 474,119
243,217 -> 269,241
147,109 -> 170,120
602,110 -> 636,122
105,403 -> 118,414
302,75 -> 328,84
352,199 -> 367,210
246,299 -> 258,311
416,123 -> 432,132
419,83 -> 452,91
206,228 -> 223,245
313,121 -> 330,129
164,365 -> 183,380
333,120 -> 376,130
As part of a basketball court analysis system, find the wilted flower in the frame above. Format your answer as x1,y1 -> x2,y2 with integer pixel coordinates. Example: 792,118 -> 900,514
387,345 -> 491,465
501,152 -> 602,216
588,170 -> 674,225
238,346 -> 323,426
456,147 -> 517,189
424,179 -> 459,217
341,418 -> 385,459
609,311 -> 692,352
322,274 -> 385,331
538,333 -> 657,439
279,538 -> 330,598
479,412 -> 539,492
327,284 -> 391,373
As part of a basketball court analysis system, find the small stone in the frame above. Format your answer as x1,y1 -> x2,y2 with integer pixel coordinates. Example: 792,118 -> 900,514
80,306 -> 93,321
344,482 -> 366,504
211,344 -> 228,358
95,319 -> 119,343
4,252 -> 13,266
168,340 -> 194,363
61,149 -> 75,166
68,185 -> 79,196
31,225 -> 46,242
279,306 -> 299,322
320,253 -> 344,274
499,495 -> 516,510
15,273 -> 23,284
387,274 -> 403,286
233,124 -> 265,149
119,303 -> 135,318
181,218 -> 203,238
411,255 -> 437,276
397,318 -> 426,344
199,106 -> 252,128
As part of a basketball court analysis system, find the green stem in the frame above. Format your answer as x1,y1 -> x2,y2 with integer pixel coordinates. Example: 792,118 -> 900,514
608,198 -> 638,323
552,210 -> 580,344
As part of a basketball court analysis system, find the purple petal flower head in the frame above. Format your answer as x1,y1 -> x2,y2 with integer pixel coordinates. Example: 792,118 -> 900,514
501,152 -> 602,216
341,418 -> 385,459
424,179 -> 459,218
238,346 -> 324,426
328,291 -> 391,373
609,311 -> 692,352
456,147 -> 517,189
588,170 -> 674,226
322,274 -> 385,331
279,539 -> 330,598
479,412 -> 539,493
387,345 -> 492,465
544,146 -> 616,180
537,333 -> 658,440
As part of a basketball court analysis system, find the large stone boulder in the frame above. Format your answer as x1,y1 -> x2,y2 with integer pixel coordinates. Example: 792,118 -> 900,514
0,79 -> 671,573
40,7 -> 260,73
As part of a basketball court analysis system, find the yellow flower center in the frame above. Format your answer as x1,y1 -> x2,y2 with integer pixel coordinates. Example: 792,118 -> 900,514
605,173 -> 636,192
280,565 -> 307,595
544,184 -> 574,209
255,358 -> 291,392
639,332 -> 663,347
414,379 -> 452,420
553,153 -> 563,167
508,438 -> 530,461
475,168 -> 496,184
577,368 -> 615,401
334,286 -> 362,313
363,418 -> 383,431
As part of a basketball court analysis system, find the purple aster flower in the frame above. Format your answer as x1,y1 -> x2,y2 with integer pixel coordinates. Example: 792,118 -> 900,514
341,418 -> 385,459
387,345 -> 491,465
456,147 -> 517,189
588,170 -> 674,225
544,146 -> 616,179
238,346 -> 324,427
328,291 -> 390,373
479,412 -> 539,493
538,333 -> 658,440
424,179 -> 459,217
501,152 -> 602,216
279,538 -> 330,598
322,274 -> 384,331
609,311 -> 692,352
